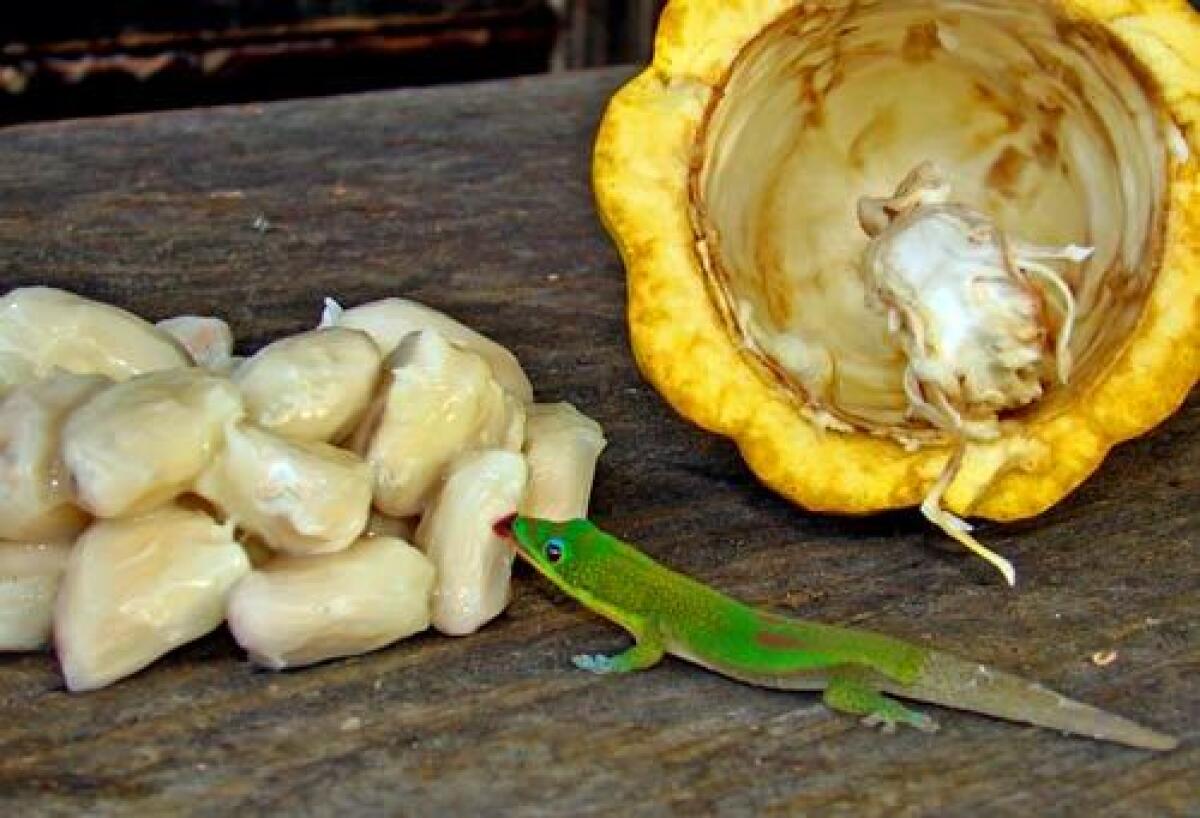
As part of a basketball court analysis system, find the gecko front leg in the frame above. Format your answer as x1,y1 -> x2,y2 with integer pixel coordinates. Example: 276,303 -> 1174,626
572,632 -> 665,674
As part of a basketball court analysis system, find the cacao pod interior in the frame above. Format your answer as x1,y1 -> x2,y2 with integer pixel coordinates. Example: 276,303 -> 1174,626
691,0 -> 1171,444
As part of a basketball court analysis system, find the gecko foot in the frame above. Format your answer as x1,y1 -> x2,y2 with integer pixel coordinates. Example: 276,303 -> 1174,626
824,677 -> 940,735
570,640 -> 664,674
862,709 -> 940,735
572,653 -> 619,674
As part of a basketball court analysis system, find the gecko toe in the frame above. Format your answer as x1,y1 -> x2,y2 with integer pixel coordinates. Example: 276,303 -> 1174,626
911,713 -> 940,734
861,714 -> 898,734
572,653 -> 615,674
860,708 -> 938,735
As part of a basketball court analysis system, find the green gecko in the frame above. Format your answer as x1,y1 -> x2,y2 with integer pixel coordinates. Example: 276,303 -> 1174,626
494,514 -> 1177,751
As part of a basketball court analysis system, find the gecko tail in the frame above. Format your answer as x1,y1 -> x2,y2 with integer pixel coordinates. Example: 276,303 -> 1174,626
886,650 -> 1178,751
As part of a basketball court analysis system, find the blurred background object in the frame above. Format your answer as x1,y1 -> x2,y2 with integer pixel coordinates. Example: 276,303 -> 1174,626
548,0 -> 662,70
0,0 -> 668,126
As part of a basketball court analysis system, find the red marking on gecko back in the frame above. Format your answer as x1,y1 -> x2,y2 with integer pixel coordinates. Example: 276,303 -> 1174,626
754,629 -> 809,651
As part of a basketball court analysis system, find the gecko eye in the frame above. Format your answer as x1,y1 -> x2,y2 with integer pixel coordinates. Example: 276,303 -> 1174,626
544,538 -> 565,563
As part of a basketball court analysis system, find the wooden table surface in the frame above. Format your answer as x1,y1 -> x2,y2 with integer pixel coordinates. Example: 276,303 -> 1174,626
0,67 -> 1196,817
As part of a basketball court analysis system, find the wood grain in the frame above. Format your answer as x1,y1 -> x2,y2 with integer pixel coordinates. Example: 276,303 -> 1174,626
0,67 -> 1196,816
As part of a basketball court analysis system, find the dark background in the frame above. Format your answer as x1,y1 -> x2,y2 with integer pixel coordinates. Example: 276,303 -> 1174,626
0,0 -> 665,125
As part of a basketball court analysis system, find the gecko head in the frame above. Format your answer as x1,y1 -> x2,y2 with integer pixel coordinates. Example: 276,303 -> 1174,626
494,514 -> 592,583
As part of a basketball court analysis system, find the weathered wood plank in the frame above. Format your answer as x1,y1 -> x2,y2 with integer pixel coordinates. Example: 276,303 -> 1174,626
0,67 -> 1195,816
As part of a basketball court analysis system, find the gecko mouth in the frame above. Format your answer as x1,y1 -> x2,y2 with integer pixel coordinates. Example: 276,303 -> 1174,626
492,512 -> 517,538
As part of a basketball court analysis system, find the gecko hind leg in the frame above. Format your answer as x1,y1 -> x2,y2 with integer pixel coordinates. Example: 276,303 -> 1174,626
572,638 -> 664,674
824,676 -> 939,734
